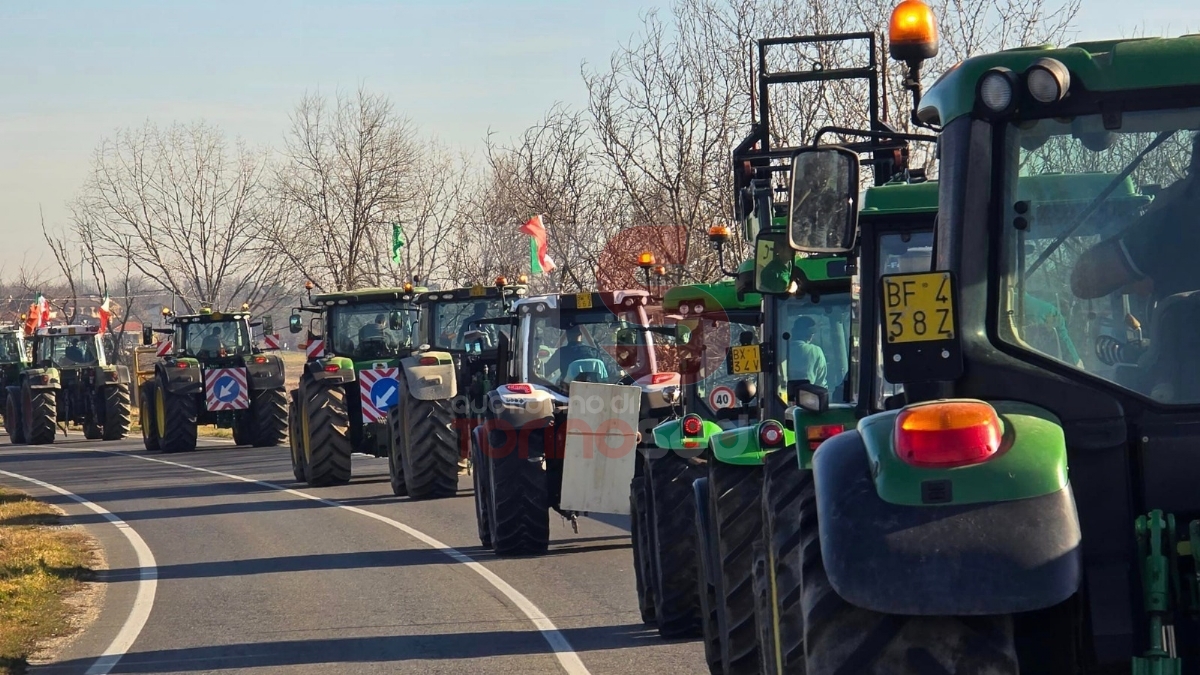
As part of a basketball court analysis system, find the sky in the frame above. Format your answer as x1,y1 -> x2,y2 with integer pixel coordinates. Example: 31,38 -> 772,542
1,0 -> 1198,273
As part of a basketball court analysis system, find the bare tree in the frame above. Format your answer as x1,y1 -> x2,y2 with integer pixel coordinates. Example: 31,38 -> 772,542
271,87 -> 421,292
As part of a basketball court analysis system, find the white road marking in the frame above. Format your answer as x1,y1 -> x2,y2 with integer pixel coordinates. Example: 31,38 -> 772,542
109,451 -> 592,675
0,469 -> 158,675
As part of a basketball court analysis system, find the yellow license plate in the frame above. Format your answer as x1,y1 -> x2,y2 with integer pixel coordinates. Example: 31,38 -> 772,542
470,285 -> 486,297
882,272 -> 955,344
730,344 -> 761,374
576,293 -> 593,309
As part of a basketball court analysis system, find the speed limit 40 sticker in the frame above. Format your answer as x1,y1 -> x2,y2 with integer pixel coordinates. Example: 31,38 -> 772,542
709,385 -> 736,410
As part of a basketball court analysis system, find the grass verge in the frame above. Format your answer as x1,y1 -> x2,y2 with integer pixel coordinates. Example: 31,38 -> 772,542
0,488 -> 98,675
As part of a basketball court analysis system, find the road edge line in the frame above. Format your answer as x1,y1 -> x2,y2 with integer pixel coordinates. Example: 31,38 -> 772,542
0,469 -> 159,675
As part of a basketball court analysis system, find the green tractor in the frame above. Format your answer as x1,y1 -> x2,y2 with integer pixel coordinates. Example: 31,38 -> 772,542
7,324 -> 131,445
287,285 -> 422,487
0,327 -> 29,439
387,278 -> 527,500
761,2 -> 1200,673
140,306 -> 287,453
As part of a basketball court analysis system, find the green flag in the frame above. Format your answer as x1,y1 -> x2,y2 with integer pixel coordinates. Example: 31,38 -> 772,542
391,223 -> 405,265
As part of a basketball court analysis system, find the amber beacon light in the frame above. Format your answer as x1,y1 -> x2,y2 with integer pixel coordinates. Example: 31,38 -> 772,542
888,0 -> 939,64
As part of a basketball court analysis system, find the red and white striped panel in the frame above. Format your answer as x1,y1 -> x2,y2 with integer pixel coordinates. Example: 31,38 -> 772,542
305,338 -> 325,359
359,367 -> 400,423
155,339 -> 173,357
204,367 -> 250,412
263,333 -> 281,350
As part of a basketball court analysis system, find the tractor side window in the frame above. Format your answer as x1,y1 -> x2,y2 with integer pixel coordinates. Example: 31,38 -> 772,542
777,293 -> 853,405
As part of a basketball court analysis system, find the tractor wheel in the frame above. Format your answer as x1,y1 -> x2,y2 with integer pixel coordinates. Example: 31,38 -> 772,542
693,476 -> 722,674
798,472 -> 1018,675
387,406 -> 407,496
102,384 -> 131,441
157,382 -> 198,453
232,417 -> 251,446
83,416 -> 104,440
249,388 -> 288,447
140,382 -> 160,451
752,540 -> 780,675
646,450 -> 703,638
471,428 -> 491,549
761,447 -> 806,674
6,387 -> 26,445
397,376 -> 459,500
301,380 -> 351,487
487,426 -> 549,556
629,471 -> 656,625
709,461 -> 764,675
22,384 -> 57,446
287,391 -> 306,482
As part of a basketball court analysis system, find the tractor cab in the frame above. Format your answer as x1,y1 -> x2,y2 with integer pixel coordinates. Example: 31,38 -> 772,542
33,325 -> 106,370
416,278 -> 526,355
296,288 -> 421,363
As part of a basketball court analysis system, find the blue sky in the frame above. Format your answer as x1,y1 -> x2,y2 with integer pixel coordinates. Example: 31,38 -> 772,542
1,0 -> 1198,271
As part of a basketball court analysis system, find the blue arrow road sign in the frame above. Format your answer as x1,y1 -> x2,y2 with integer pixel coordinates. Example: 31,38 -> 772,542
370,377 -> 399,410
215,375 -> 241,402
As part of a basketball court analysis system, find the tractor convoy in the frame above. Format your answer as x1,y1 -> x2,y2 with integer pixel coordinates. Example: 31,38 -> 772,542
7,1 -> 1200,672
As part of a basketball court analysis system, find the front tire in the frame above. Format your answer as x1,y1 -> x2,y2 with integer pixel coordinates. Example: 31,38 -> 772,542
287,391 -> 306,482
488,425 -> 549,556
646,450 -> 703,638
471,427 -> 492,549
140,382 -> 160,451
157,381 -> 198,454
694,477 -> 722,674
709,461 -> 764,675
761,447 -> 806,673
397,376 -> 459,500
630,470 -> 656,625
6,387 -> 26,445
102,384 -> 131,441
23,385 -> 57,446
249,387 -> 287,447
387,406 -> 407,496
301,379 -> 351,487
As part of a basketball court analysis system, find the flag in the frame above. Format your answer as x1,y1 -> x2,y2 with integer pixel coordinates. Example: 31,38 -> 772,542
98,295 -> 112,334
35,294 -> 48,328
519,215 -> 557,274
391,223 -> 405,266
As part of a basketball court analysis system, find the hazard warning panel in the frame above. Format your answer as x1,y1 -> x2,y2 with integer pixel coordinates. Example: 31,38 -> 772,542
155,339 -> 173,358
205,367 -> 250,411
359,367 -> 400,423
263,333 -> 281,350
305,338 -> 325,359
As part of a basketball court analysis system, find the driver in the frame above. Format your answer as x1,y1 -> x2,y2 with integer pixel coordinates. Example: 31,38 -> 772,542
359,314 -> 391,345
1072,132 -> 1200,300
65,338 -> 87,363
457,303 -> 492,347
787,316 -> 828,389
200,326 -> 224,354
544,325 -> 606,378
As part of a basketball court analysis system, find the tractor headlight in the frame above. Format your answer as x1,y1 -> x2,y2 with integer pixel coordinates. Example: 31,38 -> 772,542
1025,58 -> 1070,104
977,67 -> 1017,114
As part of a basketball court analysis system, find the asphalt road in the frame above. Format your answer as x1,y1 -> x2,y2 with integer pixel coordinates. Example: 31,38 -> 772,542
0,436 -> 706,674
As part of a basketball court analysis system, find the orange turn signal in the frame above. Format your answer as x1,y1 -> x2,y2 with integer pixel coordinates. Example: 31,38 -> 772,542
895,401 -> 1001,468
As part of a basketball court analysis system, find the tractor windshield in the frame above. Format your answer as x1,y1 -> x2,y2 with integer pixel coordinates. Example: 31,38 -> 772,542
327,302 -> 417,360
999,107 -> 1200,403
178,320 -> 252,359
777,293 -> 853,405
39,335 -> 102,368
527,307 -> 653,391
429,299 -> 506,350
0,334 -> 22,364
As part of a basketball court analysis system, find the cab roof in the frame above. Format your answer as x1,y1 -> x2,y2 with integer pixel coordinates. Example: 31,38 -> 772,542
919,35 -> 1200,126
36,325 -> 99,336
416,284 -> 527,304
311,286 -> 427,305
512,289 -> 649,312
169,312 -> 250,323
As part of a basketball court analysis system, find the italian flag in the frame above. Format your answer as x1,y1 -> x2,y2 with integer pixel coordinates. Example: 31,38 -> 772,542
25,293 -> 48,335
98,295 -> 112,334
519,215 -> 557,275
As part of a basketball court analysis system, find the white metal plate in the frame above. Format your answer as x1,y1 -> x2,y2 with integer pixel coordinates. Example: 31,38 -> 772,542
559,381 -> 641,515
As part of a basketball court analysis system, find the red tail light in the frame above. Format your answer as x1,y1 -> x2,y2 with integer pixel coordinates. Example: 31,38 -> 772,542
650,372 -> 675,385
759,421 -> 784,447
419,356 -> 439,366
807,423 -> 845,451
681,414 -> 703,436
323,364 -> 340,373
254,356 -> 267,364
506,383 -> 533,394
176,362 -> 189,369
895,401 -> 1003,468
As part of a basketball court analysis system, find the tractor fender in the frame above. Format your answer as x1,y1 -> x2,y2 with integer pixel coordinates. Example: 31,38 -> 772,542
812,419 -> 1082,615
245,354 -> 285,389
399,353 -> 456,401
484,386 -> 557,450
304,356 -> 355,384
157,362 -> 202,395
22,367 -> 60,390
710,421 -> 795,467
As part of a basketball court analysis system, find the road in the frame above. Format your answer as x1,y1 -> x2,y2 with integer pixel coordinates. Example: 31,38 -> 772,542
0,436 -> 706,674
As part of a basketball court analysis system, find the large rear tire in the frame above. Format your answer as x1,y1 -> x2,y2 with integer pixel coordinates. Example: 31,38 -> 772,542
302,380 -> 351,487
798,472 -> 1019,674
471,427 -> 492,549
387,406 -> 407,496
249,387 -> 287,447
646,450 -> 703,638
157,381 -> 198,454
6,387 -> 26,445
102,384 -> 132,441
710,461 -> 764,675
630,471 -> 656,625
23,384 -> 57,446
488,426 -> 549,556
287,391 -> 306,482
694,477 -> 722,674
397,376 -> 459,500
140,382 -> 160,451
761,447 -> 806,674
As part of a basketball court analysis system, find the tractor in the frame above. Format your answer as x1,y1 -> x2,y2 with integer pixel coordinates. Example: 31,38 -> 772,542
7,324 -> 131,445
140,306 -> 287,453
761,2 -> 1200,673
470,289 -> 680,556
287,284 -> 422,487
386,278 -> 527,500
0,327 -> 28,438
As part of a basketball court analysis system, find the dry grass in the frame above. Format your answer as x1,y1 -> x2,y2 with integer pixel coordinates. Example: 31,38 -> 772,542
0,488 -> 98,675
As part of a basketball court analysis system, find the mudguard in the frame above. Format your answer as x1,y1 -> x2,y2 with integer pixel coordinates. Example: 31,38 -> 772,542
651,416 -> 722,454
158,360 -> 202,395
22,367 -> 60,390
813,400 -> 1082,615
710,421 -> 795,466
245,354 -> 285,389
485,384 -> 557,450
400,352 -> 457,401
305,356 -> 355,384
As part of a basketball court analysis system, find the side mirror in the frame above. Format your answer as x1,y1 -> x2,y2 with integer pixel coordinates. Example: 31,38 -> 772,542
261,316 -> 274,336
788,147 -> 860,253
674,324 -> 692,345
755,230 -> 793,295
288,314 -> 302,334
142,326 -> 153,346
389,311 -> 406,331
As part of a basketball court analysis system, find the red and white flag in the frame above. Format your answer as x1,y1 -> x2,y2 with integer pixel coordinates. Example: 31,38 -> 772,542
519,215 -> 557,274
98,295 -> 112,334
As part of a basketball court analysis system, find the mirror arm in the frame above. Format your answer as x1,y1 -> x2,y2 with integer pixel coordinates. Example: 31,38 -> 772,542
901,62 -> 940,132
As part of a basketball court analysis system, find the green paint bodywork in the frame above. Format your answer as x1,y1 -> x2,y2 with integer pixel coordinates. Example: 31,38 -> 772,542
861,180 -> 940,214
918,36 -> 1200,126
793,405 -> 860,469
854,400 -> 1068,507
663,279 -> 760,312
652,417 -> 725,451
711,420 -> 797,466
